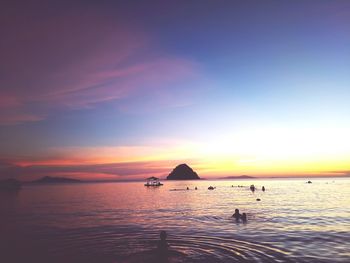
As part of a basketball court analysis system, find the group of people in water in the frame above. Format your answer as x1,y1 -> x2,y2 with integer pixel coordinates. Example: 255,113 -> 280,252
156,185 -> 265,259
249,184 -> 265,192
157,208 -> 248,254
232,185 -> 265,222
231,208 -> 247,223
156,207 -> 247,258
184,185 -> 266,192
184,184 -> 266,223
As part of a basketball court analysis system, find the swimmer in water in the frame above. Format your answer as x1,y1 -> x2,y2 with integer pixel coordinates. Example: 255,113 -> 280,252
232,209 -> 241,222
157,231 -> 169,255
250,184 -> 256,192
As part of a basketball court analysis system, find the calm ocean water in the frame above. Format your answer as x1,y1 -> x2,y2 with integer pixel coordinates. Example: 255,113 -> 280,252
1,178 -> 350,262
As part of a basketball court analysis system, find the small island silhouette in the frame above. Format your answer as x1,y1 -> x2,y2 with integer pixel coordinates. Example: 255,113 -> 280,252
167,164 -> 200,180
223,175 -> 255,179
31,176 -> 81,184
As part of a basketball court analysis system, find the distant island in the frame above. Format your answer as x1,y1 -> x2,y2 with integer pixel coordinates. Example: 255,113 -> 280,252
31,176 -> 81,184
223,175 -> 255,179
167,164 -> 200,180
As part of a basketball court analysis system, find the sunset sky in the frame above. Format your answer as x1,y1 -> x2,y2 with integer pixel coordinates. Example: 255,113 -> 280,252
1,0 -> 350,180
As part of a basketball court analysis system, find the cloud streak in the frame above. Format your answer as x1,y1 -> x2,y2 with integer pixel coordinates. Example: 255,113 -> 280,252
0,3 -> 201,125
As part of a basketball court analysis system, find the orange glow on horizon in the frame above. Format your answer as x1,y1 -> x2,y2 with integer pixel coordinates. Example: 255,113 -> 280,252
7,127 -> 350,180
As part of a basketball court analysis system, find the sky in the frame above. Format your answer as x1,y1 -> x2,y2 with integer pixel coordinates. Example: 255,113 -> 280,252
1,0 -> 350,181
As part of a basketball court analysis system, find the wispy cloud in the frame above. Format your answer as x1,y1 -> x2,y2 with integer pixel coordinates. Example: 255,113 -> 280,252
321,170 -> 350,177
0,5 -> 201,125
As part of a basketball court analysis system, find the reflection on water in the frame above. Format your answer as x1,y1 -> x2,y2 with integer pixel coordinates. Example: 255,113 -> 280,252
1,178 -> 350,262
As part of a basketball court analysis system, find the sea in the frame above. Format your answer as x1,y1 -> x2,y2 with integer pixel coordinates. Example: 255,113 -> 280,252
1,178 -> 350,263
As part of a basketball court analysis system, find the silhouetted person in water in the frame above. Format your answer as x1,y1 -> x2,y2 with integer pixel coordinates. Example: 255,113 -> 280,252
241,213 -> 247,223
186,187 -> 189,190
195,187 -> 197,190
157,230 -> 169,260
250,185 -> 255,192
232,209 -> 241,222
262,186 -> 265,191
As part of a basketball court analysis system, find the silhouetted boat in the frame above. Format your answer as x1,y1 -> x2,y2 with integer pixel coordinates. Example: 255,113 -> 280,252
145,177 -> 163,186
208,186 -> 215,190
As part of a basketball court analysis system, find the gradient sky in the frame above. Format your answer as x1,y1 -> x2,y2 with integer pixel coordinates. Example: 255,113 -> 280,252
1,0 -> 350,180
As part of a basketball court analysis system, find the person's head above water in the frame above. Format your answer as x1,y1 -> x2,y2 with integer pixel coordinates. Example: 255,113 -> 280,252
160,231 -> 167,241
232,209 -> 241,220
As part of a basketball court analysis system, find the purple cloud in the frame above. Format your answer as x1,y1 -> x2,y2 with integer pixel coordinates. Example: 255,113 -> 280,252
0,3 -> 201,125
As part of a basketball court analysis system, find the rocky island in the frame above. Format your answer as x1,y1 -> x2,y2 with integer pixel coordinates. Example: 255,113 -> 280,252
31,176 -> 81,184
167,164 -> 200,180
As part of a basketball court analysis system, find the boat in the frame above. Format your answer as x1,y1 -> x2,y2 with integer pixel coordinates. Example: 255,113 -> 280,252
208,186 -> 215,190
144,176 -> 163,186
